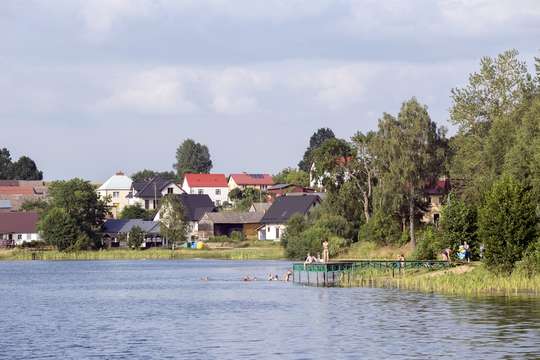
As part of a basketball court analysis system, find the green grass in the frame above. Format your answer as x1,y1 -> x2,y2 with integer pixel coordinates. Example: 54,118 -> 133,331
338,241 -> 413,260
344,263 -> 540,296
0,246 -> 285,261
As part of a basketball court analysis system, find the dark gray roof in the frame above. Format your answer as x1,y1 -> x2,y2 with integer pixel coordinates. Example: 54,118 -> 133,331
102,219 -> 160,234
261,195 -> 320,224
176,194 -> 216,221
134,177 -> 177,199
200,211 -> 263,224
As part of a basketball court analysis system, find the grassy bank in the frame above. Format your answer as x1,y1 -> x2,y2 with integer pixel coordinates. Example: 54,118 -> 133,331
338,241 -> 413,260
345,263 -> 540,295
0,244 -> 285,261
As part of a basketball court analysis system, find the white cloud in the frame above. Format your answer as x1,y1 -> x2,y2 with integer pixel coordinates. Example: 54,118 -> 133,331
98,68 -> 198,115
80,0 -> 152,39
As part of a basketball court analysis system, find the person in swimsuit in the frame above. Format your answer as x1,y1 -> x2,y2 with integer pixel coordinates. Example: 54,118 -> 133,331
322,239 -> 329,263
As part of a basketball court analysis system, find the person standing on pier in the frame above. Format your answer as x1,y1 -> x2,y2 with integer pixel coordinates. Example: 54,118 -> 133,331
322,239 -> 329,263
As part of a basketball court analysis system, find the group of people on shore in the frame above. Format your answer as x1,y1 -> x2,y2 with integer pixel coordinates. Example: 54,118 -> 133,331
441,241 -> 475,263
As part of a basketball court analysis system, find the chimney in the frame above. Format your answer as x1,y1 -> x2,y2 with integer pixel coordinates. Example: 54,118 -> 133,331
116,171 -> 124,176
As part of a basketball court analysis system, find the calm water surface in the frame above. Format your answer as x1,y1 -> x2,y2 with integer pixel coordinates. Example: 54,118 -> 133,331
0,260 -> 539,359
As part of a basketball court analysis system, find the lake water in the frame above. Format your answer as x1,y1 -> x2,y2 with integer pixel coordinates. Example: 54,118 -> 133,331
0,260 -> 539,359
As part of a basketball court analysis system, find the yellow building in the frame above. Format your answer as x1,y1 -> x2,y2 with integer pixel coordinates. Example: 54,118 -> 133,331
97,171 -> 133,218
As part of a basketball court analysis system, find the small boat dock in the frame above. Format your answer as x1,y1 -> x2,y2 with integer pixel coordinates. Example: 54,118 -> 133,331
292,260 -> 454,287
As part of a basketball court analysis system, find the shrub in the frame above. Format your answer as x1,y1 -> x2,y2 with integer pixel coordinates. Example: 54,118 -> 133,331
478,176 -> 537,274
514,237 -> 540,277
439,194 -> 478,257
127,226 -> 144,249
285,226 -> 328,260
358,209 -> 401,245
412,226 -> 439,260
230,231 -> 245,242
38,207 -> 79,251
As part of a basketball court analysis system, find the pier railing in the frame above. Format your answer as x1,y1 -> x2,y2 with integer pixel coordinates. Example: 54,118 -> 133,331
292,260 -> 455,287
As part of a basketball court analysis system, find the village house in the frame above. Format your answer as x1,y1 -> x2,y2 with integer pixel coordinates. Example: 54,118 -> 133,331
0,212 -> 41,247
181,173 -> 229,207
102,219 -> 161,248
153,193 -> 216,239
422,178 -> 451,224
0,180 -> 48,212
97,171 -> 132,218
128,176 -> 184,211
228,173 -> 274,192
198,211 -> 264,240
258,194 -> 321,241
266,183 -> 315,201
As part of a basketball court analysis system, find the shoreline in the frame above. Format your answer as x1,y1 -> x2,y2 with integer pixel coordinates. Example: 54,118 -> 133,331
0,247 -> 286,261
343,263 -> 540,296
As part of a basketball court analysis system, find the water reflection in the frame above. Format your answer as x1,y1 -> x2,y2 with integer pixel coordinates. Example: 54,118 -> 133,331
0,260 -> 538,360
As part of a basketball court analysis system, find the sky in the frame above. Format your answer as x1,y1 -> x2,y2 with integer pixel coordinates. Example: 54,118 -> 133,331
1,0 -> 539,181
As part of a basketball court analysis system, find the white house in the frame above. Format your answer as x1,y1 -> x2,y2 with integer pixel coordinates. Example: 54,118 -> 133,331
128,177 -> 184,211
258,195 -> 320,241
182,173 -> 229,207
0,212 -> 41,246
97,171 -> 133,218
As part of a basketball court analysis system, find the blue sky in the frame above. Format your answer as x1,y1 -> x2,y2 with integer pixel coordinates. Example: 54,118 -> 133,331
1,0 -> 539,181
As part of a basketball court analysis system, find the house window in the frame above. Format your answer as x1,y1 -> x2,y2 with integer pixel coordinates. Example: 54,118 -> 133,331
434,213 -> 440,224
113,191 -> 119,198
153,199 -> 159,209
198,189 -> 204,195
215,189 -> 221,195
145,200 -> 149,209
216,200 -> 221,206
18,234 -> 22,240
167,187 -> 174,194
276,227 -> 280,239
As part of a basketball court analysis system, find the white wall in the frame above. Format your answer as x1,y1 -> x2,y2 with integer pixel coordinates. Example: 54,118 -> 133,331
182,179 -> 229,206
12,233 -> 41,245
258,224 -> 286,241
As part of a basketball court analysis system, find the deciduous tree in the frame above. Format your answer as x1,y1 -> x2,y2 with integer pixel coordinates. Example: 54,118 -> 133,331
298,128 -> 335,172
174,139 -> 212,178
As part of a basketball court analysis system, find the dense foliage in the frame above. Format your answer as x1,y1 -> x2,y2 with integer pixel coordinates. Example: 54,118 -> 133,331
228,187 -> 264,210
282,50 -> 540,276
38,179 -> 109,251
478,176 -> 537,274
131,169 -> 177,182
0,147 -> 43,180
298,128 -> 335,172
159,195 -> 189,246
174,139 -> 212,178
120,204 -> 153,220
127,226 -> 144,249
273,168 -> 309,187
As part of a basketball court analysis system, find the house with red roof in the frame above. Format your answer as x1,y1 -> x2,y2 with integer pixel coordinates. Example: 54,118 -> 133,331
422,178 -> 451,224
228,173 -> 274,192
182,173 -> 229,207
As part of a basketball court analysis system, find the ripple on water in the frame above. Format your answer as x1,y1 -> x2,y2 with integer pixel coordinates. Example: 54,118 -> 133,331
0,260 -> 539,360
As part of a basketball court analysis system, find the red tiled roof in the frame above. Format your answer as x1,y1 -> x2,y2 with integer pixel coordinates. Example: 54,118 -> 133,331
184,173 -> 228,188
229,173 -> 274,186
0,212 -> 39,233
0,186 -> 35,196
425,179 -> 451,195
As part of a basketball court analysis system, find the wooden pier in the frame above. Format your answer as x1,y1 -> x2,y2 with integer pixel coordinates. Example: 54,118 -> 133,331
292,260 -> 455,287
